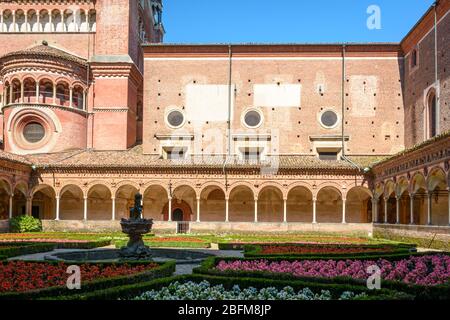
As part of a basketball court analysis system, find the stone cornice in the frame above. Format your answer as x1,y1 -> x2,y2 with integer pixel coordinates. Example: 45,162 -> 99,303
3,103 -> 88,117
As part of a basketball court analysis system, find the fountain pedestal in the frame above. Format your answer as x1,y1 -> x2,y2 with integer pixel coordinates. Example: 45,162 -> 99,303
119,193 -> 154,260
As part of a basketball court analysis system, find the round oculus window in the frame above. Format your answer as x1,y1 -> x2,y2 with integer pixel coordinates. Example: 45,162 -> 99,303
321,110 -> 338,128
167,110 -> 185,128
244,110 -> 262,128
23,122 -> 45,143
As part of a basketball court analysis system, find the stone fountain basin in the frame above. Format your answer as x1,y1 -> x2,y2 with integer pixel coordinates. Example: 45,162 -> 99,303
44,248 -> 213,265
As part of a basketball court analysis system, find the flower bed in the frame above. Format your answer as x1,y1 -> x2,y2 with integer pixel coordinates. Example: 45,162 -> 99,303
133,280 -> 367,300
216,255 -> 450,287
0,260 -> 175,300
243,243 -> 415,258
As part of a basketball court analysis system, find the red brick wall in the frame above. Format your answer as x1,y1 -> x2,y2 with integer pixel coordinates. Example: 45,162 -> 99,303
402,1 -> 450,147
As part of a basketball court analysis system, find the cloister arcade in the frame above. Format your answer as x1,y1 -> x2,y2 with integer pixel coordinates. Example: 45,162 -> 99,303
0,9 -> 96,33
3,77 -> 86,110
374,167 -> 450,226
0,177 -> 376,225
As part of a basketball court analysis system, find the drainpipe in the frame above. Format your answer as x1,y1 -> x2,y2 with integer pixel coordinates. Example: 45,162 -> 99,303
433,1 -> 440,134
340,44 -> 362,171
222,45 -> 233,191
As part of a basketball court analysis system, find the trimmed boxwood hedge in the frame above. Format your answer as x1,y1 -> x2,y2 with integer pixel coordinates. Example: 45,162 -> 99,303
193,254 -> 450,300
51,273 -> 413,301
0,260 -> 176,300
243,243 -> 417,259
0,243 -> 56,258
52,240 -> 112,249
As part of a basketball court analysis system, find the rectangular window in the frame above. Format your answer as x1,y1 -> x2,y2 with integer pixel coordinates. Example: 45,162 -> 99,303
318,152 -> 338,161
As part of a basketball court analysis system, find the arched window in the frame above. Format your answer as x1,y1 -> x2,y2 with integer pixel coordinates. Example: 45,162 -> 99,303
27,9 -> 39,32
56,82 -> 70,107
23,78 -> 36,103
89,10 -> 96,32
11,79 -> 21,104
79,10 -> 88,32
428,91 -> 437,138
40,10 -> 51,32
16,10 -> 26,32
52,10 -> 63,32
39,79 -> 53,104
64,10 -> 77,32
72,86 -> 84,109
3,10 -> 14,32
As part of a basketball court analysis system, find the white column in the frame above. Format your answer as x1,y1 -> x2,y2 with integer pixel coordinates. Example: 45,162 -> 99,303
283,198 -> 287,223
225,197 -> 229,222
49,13 -> 52,32
168,196 -> 172,222
36,82 -> 39,102
427,192 -> 432,225
55,196 -> 60,220
396,196 -> 400,224
111,197 -> 115,221
342,198 -> 347,224
36,13 -> 40,32
69,87 -> 73,107
254,198 -> 258,223
312,196 -> 317,224
372,198 -> 378,223
83,196 -> 88,221
12,11 -> 16,32
384,198 -> 388,223
9,195 -> 13,219
410,194 -> 414,225
196,196 -> 200,222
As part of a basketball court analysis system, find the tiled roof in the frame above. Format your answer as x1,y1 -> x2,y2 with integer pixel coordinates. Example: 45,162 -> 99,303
0,150 -> 31,165
23,145 -> 383,171
371,130 -> 450,168
1,43 -> 87,66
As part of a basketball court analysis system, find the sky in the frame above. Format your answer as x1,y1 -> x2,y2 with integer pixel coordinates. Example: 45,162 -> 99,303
163,0 -> 436,43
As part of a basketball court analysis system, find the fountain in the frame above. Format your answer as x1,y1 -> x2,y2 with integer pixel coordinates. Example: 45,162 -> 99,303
119,193 -> 153,260
44,192 -> 214,264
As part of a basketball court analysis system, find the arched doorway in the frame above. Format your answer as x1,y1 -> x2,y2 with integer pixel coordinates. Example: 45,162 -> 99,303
228,185 -> 255,222
162,199 -> 193,222
345,187 -> 372,223
287,186 -> 313,222
316,186 -> 342,223
258,186 -> 284,222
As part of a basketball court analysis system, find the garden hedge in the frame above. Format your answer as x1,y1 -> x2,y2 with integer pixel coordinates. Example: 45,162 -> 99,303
0,255 -> 6,261
52,240 -> 112,249
193,254 -> 450,300
0,260 -> 176,300
51,274 -> 413,301
243,243 -> 417,259
0,243 -> 56,258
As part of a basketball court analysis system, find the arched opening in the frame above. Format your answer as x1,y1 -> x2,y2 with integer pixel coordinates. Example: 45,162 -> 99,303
115,184 -> 139,220
398,190 -> 411,224
89,10 -> 96,32
2,10 -> 13,32
59,185 -> 83,220
88,185 -> 112,221
411,173 -> 428,225
427,90 -> 438,138
229,185 -> 254,222
52,10 -> 63,32
143,185 -> 168,220
428,169 -> 449,226
12,184 -> 27,217
200,185 -> 226,222
287,186 -> 313,222
162,185 -> 196,222
16,10 -> 26,32
32,185 -> 56,220
0,179 -> 11,220
79,10 -> 89,32
162,199 -> 193,222
23,78 -> 37,103
40,10 -> 51,32
56,81 -> 70,107
27,9 -> 39,32
346,187 -> 372,223
11,79 -> 21,104
4,81 -> 10,105
39,79 -> 54,104
64,10 -> 77,32
258,186 -> 283,222
377,196 -> 385,223
316,186 -> 342,223
72,85 -> 84,109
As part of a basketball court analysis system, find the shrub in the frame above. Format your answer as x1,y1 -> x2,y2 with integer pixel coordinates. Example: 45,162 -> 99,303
0,243 -> 55,258
9,216 -> 42,233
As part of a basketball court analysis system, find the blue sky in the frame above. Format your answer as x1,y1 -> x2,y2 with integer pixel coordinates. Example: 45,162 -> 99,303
163,0 -> 435,43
